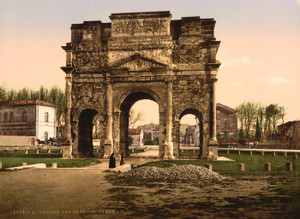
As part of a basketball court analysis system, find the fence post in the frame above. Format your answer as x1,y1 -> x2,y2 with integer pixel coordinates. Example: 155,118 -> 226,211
227,150 -> 230,155
264,162 -> 271,171
249,151 -> 253,156
284,152 -> 287,157
238,163 -> 245,172
261,151 -> 264,156
273,152 -> 276,157
0,161 -> 2,170
47,149 -> 51,154
238,150 -> 241,155
36,149 -> 39,154
294,153 -> 298,159
286,162 -> 293,171
25,149 -> 28,154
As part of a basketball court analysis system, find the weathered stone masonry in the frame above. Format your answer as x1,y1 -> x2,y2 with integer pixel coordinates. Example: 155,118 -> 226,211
61,11 -> 221,159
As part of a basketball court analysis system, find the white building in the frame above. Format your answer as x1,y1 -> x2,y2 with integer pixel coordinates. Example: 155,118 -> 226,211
128,129 -> 144,146
0,99 -> 56,146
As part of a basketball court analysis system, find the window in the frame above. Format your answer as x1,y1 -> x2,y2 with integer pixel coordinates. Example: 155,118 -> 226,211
22,111 -> 27,122
4,112 -> 8,123
9,112 -> 14,122
44,112 -> 49,122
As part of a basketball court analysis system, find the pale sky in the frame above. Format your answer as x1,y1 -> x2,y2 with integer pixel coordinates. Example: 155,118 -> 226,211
0,0 -> 300,124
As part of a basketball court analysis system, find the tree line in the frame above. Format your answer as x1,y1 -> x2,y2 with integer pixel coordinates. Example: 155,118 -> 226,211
236,102 -> 285,140
0,84 -> 66,126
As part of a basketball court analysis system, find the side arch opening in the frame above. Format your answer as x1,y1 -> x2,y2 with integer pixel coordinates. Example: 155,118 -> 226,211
179,109 -> 203,158
78,109 -> 98,157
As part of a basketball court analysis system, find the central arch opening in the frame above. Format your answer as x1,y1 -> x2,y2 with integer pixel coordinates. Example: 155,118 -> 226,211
179,109 -> 203,158
119,92 -> 159,158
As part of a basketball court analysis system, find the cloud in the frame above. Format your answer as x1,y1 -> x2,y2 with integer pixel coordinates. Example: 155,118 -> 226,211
266,76 -> 294,85
297,0 -> 300,5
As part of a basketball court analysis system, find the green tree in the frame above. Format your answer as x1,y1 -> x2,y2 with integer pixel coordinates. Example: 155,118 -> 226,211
0,83 -> 6,101
265,104 -> 285,135
255,117 -> 261,139
236,102 -> 258,138
128,136 -> 133,146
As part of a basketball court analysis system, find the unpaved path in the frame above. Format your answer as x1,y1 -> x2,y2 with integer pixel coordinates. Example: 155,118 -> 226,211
0,159 -> 294,219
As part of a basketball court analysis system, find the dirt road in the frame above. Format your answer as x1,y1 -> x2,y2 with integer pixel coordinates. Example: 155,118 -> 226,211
0,159 -> 295,219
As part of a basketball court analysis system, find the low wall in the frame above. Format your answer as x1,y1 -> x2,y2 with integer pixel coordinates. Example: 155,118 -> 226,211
0,135 -> 35,146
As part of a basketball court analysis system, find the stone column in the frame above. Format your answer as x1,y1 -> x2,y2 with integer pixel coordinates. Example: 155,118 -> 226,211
210,78 -> 218,142
164,81 -> 174,159
113,109 -> 121,158
65,75 -> 72,142
104,83 -> 113,158
208,77 -> 218,160
64,76 -> 73,159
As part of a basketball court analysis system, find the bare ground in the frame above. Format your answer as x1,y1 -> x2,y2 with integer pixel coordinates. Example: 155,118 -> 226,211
0,159 -> 295,219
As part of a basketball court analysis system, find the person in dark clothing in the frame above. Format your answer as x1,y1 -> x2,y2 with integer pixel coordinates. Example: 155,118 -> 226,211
109,153 -> 116,168
120,153 -> 125,165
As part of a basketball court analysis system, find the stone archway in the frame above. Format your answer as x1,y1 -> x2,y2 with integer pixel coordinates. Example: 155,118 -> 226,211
118,91 -> 159,157
179,109 -> 204,158
78,109 -> 98,157
62,11 -> 221,159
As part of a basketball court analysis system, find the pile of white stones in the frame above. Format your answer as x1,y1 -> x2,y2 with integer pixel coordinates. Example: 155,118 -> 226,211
120,164 -> 228,182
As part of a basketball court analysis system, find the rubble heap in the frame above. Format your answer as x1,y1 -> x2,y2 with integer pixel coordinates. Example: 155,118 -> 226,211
120,164 -> 228,182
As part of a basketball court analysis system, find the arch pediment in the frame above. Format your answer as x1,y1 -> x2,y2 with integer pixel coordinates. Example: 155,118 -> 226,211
110,54 -> 169,72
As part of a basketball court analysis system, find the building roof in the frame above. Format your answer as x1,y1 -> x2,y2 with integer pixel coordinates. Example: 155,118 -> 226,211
0,99 -> 57,108
278,120 -> 300,128
216,103 -> 237,114
128,129 -> 143,135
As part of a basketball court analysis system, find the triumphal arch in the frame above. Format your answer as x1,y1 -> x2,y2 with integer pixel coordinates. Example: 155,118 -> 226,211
61,11 -> 221,159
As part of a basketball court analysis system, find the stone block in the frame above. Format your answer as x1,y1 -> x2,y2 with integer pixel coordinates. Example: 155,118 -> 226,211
238,163 -> 244,172
205,163 -> 212,171
264,162 -> 271,171
286,162 -> 293,171
51,163 -> 57,168
63,146 -> 73,159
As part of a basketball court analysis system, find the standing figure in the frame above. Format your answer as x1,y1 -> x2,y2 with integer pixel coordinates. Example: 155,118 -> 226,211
120,153 -> 125,165
109,153 -> 116,168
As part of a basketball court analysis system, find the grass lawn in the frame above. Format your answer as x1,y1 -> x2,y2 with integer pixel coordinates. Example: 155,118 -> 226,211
0,150 -> 101,169
130,149 -> 145,154
140,150 -> 300,216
